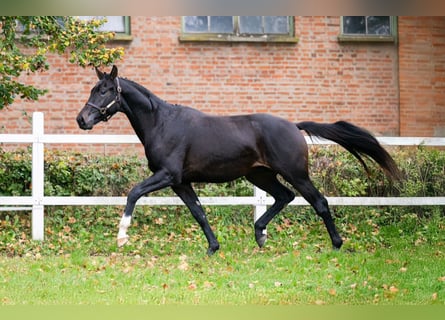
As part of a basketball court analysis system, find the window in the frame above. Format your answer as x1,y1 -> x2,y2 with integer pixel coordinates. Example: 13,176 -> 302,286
180,16 -> 297,43
78,16 -> 131,40
338,16 -> 397,42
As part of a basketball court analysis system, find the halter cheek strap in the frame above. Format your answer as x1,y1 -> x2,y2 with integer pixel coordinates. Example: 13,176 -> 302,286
85,77 -> 122,121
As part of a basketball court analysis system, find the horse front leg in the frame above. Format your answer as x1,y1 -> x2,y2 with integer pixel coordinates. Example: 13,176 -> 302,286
117,169 -> 174,247
172,183 -> 220,255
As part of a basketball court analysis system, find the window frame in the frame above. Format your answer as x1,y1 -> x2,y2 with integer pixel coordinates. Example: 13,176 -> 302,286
78,16 -> 132,40
115,16 -> 132,40
338,16 -> 397,43
179,16 -> 298,43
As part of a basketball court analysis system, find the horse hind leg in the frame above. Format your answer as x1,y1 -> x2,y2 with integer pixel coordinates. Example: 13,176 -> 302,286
288,173 -> 343,249
246,168 -> 295,248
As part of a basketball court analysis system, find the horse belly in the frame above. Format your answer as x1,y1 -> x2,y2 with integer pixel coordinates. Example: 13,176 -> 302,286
182,148 -> 258,183
183,168 -> 243,183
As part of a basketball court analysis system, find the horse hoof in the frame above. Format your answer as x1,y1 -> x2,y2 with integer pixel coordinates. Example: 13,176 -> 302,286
207,244 -> 220,256
117,236 -> 129,247
255,229 -> 267,248
256,235 -> 267,248
332,237 -> 343,250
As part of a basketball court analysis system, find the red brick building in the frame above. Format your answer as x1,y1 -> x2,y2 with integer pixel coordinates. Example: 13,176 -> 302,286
2,16 -> 444,152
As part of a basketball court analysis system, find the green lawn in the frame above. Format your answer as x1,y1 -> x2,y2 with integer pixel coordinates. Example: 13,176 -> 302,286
1,244 -> 444,305
1,206 -> 444,305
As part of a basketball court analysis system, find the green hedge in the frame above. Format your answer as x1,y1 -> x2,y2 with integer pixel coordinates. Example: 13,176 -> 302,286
309,145 -> 445,198
0,146 -> 444,256
0,145 -> 444,199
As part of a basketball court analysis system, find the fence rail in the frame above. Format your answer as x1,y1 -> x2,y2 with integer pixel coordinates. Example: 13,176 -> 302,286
1,112 -> 445,240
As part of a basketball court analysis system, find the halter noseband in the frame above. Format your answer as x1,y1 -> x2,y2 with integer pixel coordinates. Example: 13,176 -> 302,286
85,77 -> 122,122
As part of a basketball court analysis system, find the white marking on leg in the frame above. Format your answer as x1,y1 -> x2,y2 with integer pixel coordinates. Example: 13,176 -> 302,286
262,229 -> 267,236
118,215 -> 132,240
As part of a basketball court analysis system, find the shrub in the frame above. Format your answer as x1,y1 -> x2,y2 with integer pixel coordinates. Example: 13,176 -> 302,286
0,145 -> 443,208
0,146 -> 443,256
0,148 -> 32,196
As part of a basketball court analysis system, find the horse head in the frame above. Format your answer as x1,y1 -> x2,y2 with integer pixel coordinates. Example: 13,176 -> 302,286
77,65 -> 122,130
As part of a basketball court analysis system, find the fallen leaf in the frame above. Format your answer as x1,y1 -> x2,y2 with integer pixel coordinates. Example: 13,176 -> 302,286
68,217 -> 77,224
274,281 -> 283,287
178,261 -> 189,271
123,267 -> 133,274
188,282 -> 197,290
438,276 -> 445,282
399,267 -> 408,273
314,300 -> 325,305
328,288 -> 337,296
432,292 -> 438,300
389,286 -> 399,293
178,254 -> 189,271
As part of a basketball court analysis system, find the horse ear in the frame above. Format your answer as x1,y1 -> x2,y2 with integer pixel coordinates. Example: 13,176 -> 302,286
95,67 -> 104,80
110,65 -> 118,80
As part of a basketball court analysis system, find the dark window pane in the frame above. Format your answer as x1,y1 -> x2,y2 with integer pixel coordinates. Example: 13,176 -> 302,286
210,16 -> 233,33
367,16 -> 390,35
184,16 -> 208,32
343,16 -> 366,34
264,16 -> 288,34
239,16 -> 263,34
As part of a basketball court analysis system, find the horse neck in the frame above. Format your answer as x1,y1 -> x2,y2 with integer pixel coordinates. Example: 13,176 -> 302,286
119,79 -> 164,145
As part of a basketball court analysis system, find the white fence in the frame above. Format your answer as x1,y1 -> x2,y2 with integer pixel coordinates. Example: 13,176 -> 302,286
1,112 -> 445,241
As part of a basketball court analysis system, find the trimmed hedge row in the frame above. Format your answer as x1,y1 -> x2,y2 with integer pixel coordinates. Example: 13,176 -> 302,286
0,146 -> 444,198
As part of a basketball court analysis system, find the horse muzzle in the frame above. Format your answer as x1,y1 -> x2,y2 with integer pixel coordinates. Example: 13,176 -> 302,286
76,106 -> 98,130
77,113 -> 93,130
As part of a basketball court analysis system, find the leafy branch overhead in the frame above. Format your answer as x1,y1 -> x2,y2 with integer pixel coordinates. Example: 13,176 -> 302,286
0,16 -> 125,109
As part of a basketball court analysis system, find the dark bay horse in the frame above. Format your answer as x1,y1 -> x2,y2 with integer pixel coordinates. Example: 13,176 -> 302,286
77,65 -> 401,255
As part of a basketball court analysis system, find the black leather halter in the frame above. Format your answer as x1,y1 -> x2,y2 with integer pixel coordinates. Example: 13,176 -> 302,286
85,77 -> 122,122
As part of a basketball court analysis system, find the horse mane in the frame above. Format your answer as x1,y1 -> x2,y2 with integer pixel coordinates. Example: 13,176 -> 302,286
120,77 -> 174,111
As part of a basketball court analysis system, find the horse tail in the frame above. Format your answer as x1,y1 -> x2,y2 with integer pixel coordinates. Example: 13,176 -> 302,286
296,120 -> 402,181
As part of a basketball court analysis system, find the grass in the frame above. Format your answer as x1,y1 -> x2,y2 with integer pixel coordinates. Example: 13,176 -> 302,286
1,205 -> 445,305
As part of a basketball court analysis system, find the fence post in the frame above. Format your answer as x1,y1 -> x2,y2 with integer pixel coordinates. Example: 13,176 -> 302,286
32,112 -> 44,241
254,186 -> 267,222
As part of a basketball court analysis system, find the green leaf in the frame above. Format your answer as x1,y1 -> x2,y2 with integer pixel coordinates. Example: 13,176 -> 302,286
0,16 -> 124,110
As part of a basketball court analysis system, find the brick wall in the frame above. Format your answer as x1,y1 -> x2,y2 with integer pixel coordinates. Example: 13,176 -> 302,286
399,16 -> 445,136
2,16 -> 443,155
